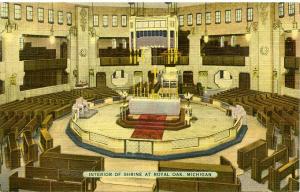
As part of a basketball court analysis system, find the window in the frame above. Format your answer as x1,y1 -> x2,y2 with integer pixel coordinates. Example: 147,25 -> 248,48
48,9 -> 54,23
14,4 -> 21,20
225,10 -> 231,23
112,15 -> 117,27
102,15 -> 108,27
37,8 -> 44,22
205,12 -> 211,24
215,11 -> 221,24
1,3 -> 8,18
235,9 -> 242,22
66,12 -> 72,25
288,3 -> 295,16
278,3 -> 284,18
196,13 -> 202,25
179,15 -> 184,26
26,6 -> 33,21
247,8 -> 253,21
93,15 -> 99,27
58,11 -> 63,24
187,14 -> 193,26
121,15 -> 127,27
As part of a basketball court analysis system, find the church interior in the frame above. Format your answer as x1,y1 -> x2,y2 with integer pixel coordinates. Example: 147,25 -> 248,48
0,2 -> 299,192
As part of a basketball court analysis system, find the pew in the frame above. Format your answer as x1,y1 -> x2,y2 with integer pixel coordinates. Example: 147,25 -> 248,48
23,130 -> 39,163
268,158 -> 299,191
40,128 -> 53,151
41,114 -> 53,130
40,146 -> 104,171
251,147 -> 289,183
155,156 -> 241,192
5,132 -> 21,169
237,139 -> 268,170
9,171 -> 92,192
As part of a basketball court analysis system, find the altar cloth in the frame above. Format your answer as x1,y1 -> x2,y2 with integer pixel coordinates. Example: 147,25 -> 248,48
129,98 -> 180,115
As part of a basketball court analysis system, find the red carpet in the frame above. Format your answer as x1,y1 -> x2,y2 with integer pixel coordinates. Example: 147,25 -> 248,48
131,114 -> 166,140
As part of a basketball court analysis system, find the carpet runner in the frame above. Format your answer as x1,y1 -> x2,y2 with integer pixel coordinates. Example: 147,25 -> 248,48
131,114 -> 166,140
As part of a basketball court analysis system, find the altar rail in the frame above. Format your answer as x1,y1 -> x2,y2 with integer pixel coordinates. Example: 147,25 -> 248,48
69,100 -> 243,156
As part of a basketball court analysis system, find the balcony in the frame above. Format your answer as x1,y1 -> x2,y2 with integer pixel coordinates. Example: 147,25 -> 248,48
284,57 -> 300,69
24,59 -> 67,71
151,55 -> 189,65
202,56 -> 245,66
100,57 -> 139,66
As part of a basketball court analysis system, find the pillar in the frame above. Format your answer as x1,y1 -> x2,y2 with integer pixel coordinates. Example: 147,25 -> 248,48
76,6 -> 90,85
257,3 -> 274,92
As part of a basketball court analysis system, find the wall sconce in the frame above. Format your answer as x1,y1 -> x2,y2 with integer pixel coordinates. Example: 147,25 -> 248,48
10,73 -> 17,85
89,69 -> 94,76
253,68 -> 259,78
88,26 -> 96,37
292,21 -> 298,40
273,70 -> 278,79
69,26 -> 77,37
245,26 -> 252,42
5,20 -> 17,33
73,69 -> 78,78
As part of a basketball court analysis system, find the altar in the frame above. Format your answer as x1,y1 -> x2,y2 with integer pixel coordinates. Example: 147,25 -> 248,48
129,98 -> 180,116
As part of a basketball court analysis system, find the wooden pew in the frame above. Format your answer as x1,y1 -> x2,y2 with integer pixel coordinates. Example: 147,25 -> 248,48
5,132 -> 21,169
23,130 -> 39,163
40,128 -> 53,151
40,146 -> 104,171
41,114 -> 53,130
251,147 -> 289,183
9,171 -> 91,192
237,139 -> 268,170
155,156 -> 241,192
268,158 -> 299,191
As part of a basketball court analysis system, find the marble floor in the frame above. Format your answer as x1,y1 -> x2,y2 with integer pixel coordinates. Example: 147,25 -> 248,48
0,111 -> 287,192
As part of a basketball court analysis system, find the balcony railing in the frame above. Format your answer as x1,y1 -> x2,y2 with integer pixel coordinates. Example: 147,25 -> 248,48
100,57 -> 139,66
202,55 -> 245,66
24,59 -> 67,71
151,55 -> 189,65
284,57 -> 300,69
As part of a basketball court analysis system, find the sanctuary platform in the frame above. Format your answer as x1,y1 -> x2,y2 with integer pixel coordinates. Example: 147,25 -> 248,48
68,98 -> 247,160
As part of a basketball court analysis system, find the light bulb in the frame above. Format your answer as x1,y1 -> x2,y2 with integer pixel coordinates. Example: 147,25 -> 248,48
245,33 -> 252,42
49,35 -> 56,44
204,35 -> 209,43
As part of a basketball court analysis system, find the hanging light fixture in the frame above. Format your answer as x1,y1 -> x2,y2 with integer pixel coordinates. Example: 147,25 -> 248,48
204,3 -> 209,43
49,2 -> 55,44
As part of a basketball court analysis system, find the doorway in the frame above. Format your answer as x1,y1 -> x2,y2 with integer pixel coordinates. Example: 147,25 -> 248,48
239,72 -> 250,89
96,72 -> 106,87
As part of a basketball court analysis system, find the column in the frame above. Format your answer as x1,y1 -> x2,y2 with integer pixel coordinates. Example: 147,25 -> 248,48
257,3 -> 274,92
188,33 -> 201,84
272,21 -> 285,94
76,7 -> 90,85
2,32 -> 23,102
